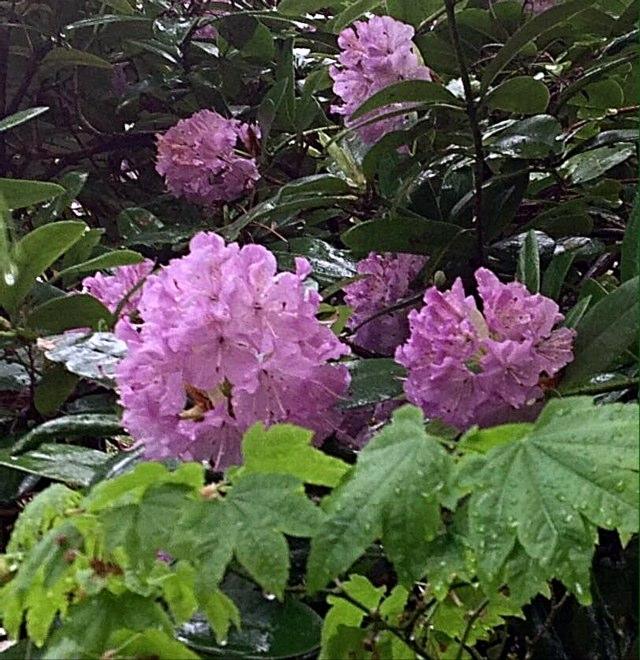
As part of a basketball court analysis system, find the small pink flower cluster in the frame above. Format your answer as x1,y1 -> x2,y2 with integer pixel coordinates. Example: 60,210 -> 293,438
111,233 -> 350,469
330,16 -> 432,143
528,0 -> 556,14
82,260 -> 154,317
156,110 -> 260,207
344,252 -> 426,356
180,0 -> 231,39
395,268 -> 575,430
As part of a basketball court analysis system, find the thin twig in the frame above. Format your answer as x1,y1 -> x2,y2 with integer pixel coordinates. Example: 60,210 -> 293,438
454,598 -> 489,660
524,591 -> 569,659
443,0 -> 487,266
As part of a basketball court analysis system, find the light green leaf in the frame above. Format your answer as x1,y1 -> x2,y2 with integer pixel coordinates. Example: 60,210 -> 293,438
0,221 -> 87,314
107,630 -> 199,660
177,473 -> 324,599
200,589 -> 241,643
55,249 -> 144,280
0,178 -> 65,210
484,77 -> 550,114
0,107 -> 49,133
307,406 -> 452,591
467,397 -> 638,604
241,423 -> 349,487
561,277 -> 639,388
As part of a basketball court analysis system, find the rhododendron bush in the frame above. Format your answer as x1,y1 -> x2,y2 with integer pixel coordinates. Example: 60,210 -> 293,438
0,0 -> 637,658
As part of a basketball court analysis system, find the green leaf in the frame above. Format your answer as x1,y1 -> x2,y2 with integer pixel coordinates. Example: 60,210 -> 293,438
45,592 -> 173,658
561,277 -> 639,388
271,238 -> 356,287
458,424 -> 533,455
106,630 -> 199,660
484,115 -> 562,159
343,359 -> 405,410
484,77 -> 550,114
55,250 -> 144,280
39,331 -> 126,387
480,0 -> 598,93
467,397 -> 638,604
180,574 -> 322,658
12,414 -> 122,454
541,252 -> 575,300
64,14 -> 149,30
0,107 -> 49,133
0,221 -> 87,314
329,0 -> 384,33
241,423 -> 349,488
103,0 -> 134,12
40,48 -> 112,71
307,406 -> 452,591
34,364 -> 78,417
7,483 -> 81,553
350,80 -> 461,121
341,214 -> 474,257
560,145 -> 635,184
563,295 -> 592,330
178,474 -> 324,598
0,444 -> 112,487
621,195 -> 639,281
0,179 -> 65,210
516,229 -> 541,293
200,589 -> 241,643
277,0 -> 344,15
386,0 -> 443,26
26,294 -> 113,334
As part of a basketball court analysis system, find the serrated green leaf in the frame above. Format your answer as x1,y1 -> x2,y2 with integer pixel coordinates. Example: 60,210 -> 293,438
241,423 -> 349,487
467,397 -> 638,604
7,484 -> 81,553
106,629 -> 199,660
178,473 -> 324,598
307,406 -> 452,591
200,589 -> 241,643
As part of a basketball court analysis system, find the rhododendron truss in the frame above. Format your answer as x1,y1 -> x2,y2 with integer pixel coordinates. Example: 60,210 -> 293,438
330,16 -> 432,143
395,268 -> 575,430
344,252 -> 426,356
115,232 -> 350,469
156,109 -> 260,207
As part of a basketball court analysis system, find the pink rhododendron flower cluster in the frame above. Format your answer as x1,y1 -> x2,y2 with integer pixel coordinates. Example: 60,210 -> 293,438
115,232 -> 350,469
330,16 -> 432,143
82,260 -> 154,317
527,0 -> 555,14
395,268 -> 575,430
156,110 -> 260,207
344,252 -> 426,355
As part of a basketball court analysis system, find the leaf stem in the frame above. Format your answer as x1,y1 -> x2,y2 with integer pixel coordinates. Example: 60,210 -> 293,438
443,0 -> 487,266
454,597 -> 489,660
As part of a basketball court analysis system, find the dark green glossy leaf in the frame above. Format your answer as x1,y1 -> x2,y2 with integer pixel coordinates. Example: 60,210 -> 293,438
484,115 -> 562,159
34,365 -> 78,417
55,249 -> 144,280
26,294 -> 113,334
342,359 -> 405,410
179,575 -> 322,659
0,443 -> 112,487
41,48 -> 112,71
351,80 -> 461,121
562,277 -> 639,388
621,195 -> 639,281
12,414 -> 122,454
560,145 -> 635,184
485,77 -> 550,114
38,331 -> 126,387
541,251 -> 575,300
480,0 -> 598,93
516,229 -> 541,293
